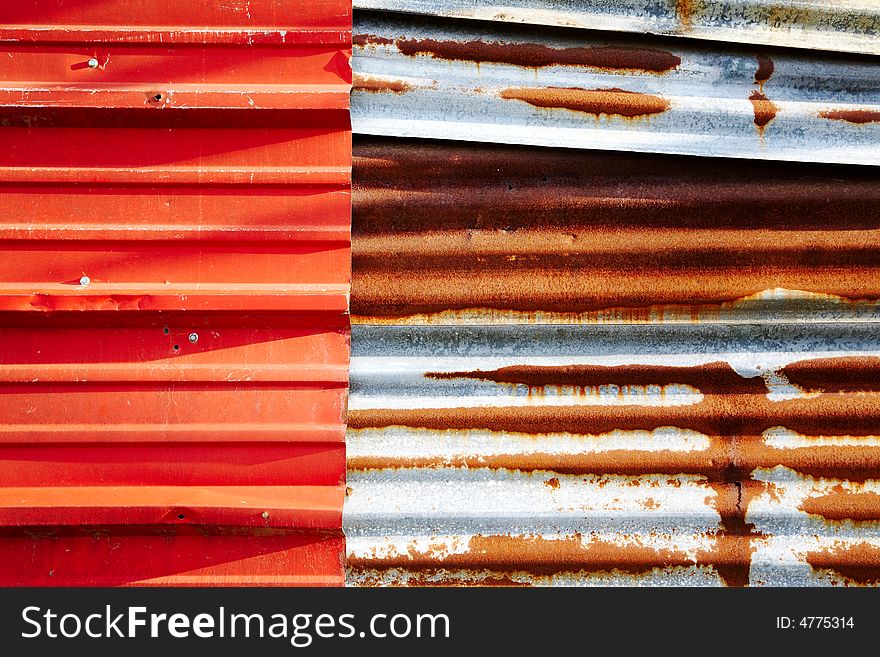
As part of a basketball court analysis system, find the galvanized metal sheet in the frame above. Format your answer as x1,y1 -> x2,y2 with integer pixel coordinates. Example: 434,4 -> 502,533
345,322 -> 880,586
353,0 -> 880,56
346,137 -> 880,586
0,0 -> 351,586
352,12 -> 880,165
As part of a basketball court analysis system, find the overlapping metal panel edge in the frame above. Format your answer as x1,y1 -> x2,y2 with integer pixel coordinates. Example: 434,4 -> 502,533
353,0 -> 880,57
344,134 -> 880,586
0,0 -> 352,586
351,11 -> 880,165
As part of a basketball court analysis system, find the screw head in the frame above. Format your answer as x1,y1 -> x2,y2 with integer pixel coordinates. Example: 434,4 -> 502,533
188,332 -> 199,343
79,276 -> 90,286
87,57 -> 99,69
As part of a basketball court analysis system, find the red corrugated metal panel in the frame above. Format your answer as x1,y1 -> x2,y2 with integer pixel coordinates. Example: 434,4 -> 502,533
0,125 -> 350,312
0,1 -> 350,586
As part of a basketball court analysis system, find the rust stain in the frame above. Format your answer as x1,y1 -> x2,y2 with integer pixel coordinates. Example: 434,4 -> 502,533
353,33 -> 394,47
348,445 -> 880,482
347,534 -> 696,576
427,363 -> 756,391
500,87 -> 670,118
544,477 -> 560,489
784,356 -> 880,393
394,37 -> 680,73
676,0 -> 693,30
749,91 -> 778,130
750,56 -> 777,140
699,482 -> 765,588
352,571 -> 529,587
352,359 -> 880,586
806,543 -> 880,585
353,73 -> 412,94
819,109 -> 880,124
755,55 -> 775,85
349,534 -> 765,585
799,487 -> 880,523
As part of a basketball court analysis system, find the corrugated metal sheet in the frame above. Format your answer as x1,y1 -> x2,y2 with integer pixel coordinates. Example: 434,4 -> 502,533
351,139 -> 880,324
353,0 -> 880,56
352,11 -> 880,164
345,137 -> 880,586
346,323 -> 880,586
0,1 -> 351,586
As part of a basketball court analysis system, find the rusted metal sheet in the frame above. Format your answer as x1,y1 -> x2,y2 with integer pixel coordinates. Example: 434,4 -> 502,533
352,11 -> 880,165
0,1 -> 351,586
353,0 -> 880,56
344,137 -> 880,586
352,138 -> 880,325
345,323 -> 880,586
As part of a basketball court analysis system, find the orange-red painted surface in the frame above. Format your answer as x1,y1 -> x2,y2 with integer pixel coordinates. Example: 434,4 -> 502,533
0,1 -> 351,586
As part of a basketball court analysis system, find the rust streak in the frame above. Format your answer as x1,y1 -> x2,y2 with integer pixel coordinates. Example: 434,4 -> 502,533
784,357 -> 880,393
348,446 -> 880,482
800,488 -> 880,523
427,363 -> 756,392
353,33 -> 394,47
353,73 -> 412,94
394,38 -> 680,73
353,359 -> 880,586
500,87 -> 670,118
676,0 -> 693,30
806,543 -> 880,585
750,91 -> 778,130
819,109 -> 880,124
699,482 -> 764,588
347,534 -> 696,576
352,571 -> 529,587
755,55 -> 775,85
349,534 -> 768,585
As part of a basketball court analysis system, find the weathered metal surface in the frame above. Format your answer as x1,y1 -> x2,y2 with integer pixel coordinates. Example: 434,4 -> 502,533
352,0 -> 880,56
0,1 -> 351,586
345,137 -> 880,586
353,138 -> 880,325
345,323 -> 880,586
352,12 -> 880,165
